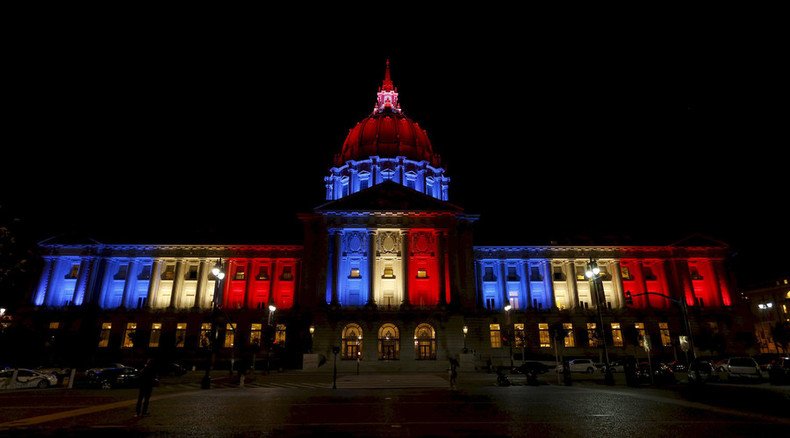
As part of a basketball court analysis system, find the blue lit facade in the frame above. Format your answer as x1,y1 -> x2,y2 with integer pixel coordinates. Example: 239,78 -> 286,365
325,228 -> 373,306
476,258 -> 553,311
325,156 -> 449,201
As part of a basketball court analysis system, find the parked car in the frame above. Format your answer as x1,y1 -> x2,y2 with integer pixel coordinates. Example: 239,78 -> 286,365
515,361 -> 551,375
87,366 -> 141,389
635,362 -> 675,385
722,357 -> 762,381
603,361 -> 625,373
557,359 -> 600,373
86,363 -> 128,377
687,359 -> 717,384
159,362 -> 187,377
768,357 -> 790,385
0,368 -> 58,389
665,361 -> 687,373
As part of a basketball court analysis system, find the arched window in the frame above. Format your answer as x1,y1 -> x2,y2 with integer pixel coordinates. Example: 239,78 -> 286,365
414,323 -> 436,360
378,323 -> 400,360
341,323 -> 363,360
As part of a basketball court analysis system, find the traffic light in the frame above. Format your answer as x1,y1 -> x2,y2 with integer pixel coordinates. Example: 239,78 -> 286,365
625,291 -> 633,305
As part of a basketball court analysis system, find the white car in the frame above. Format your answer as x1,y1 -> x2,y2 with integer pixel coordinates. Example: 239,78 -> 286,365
557,359 -> 599,373
722,357 -> 762,380
0,368 -> 58,389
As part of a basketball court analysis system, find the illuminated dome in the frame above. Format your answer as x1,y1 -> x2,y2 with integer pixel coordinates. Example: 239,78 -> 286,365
326,60 -> 449,201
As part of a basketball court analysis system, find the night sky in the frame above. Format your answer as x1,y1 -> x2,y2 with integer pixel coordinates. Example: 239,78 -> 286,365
2,19 -> 786,287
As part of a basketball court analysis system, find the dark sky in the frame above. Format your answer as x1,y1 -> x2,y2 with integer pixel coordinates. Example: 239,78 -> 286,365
2,18 -> 786,286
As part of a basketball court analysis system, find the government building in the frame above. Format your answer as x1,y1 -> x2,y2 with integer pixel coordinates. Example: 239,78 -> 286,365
18,62 -> 748,373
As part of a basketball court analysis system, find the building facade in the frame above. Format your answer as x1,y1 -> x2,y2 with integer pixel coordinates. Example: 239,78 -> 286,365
12,62 -> 751,372
741,277 -> 790,354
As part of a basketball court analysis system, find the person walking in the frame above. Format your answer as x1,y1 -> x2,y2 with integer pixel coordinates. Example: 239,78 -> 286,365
136,359 -> 157,417
449,356 -> 459,390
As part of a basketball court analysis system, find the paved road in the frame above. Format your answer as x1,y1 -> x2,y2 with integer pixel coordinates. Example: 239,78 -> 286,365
0,372 -> 787,437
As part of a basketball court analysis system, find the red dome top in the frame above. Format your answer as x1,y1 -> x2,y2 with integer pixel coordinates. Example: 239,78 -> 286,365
334,60 -> 441,167
337,111 -> 439,166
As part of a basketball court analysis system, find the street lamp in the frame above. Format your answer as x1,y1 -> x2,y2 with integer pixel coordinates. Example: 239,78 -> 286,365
268,304 -> 277,326
462,325 -> 468,352
504,304 -> 513,368
625,290 -> 696,363
201,259 -> 225,390
309,325 -> 315,354
586,258 -> 614,385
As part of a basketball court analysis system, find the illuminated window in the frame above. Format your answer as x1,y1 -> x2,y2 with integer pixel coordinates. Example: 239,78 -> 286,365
378,323 -> 400,360
186,264 -> 198,280
611,323 -> 623,347
234,266 -> 246,281
417,269 -> 428,279
98,322 -> 111,348
200,323 -> 212,348
535,323 -> 550,347
256,266 -> 269,280
621,266 -> 632,280
66,264 -> 80,279
275,324 -> 287,344
514,323 -> 525,348
250,323 -> 262,346
162,264 -> 175,280
576,265 -> 587,281
635,322 -> 646,347
785,291 -> 790,299
149,323 -> 162,347
383,266 -> 395,279
415,323 -> 436,360
489,324 -> 502,348
115,264 -> 128,280
224,323 -> 236,347
49,322 -> 60,330
281,266 -> 293,281
175,323 -> 186,348
123,322 -> 137,348
342,323 -> 362,359
659,322 -> 671,347
485,297 -> 495,310
563,323 -> 575,347
349,268 -> 361,278
587,323 -> 599,347
509,291 -> 520,310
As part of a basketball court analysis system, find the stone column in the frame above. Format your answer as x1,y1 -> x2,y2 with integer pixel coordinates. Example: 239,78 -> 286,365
97,259 -> 117,309
518,260 -> 530,310
268,260 -> 278,307
330,230 -> 341,306
567,261 -> 579,309
34,257 -> 55,306
244,259 -> 255,309
611,260 -> 625,309
476,260 -> 485,308
638,261 -> 650,308
543,260 -> 555,309
437,231 -> 447,306
146,259 -> 163,309
169,259 -> 186,309
120,260 -> 138,309
400,230 -> 410,306
72,258 -> 92,306
194,259 -> 209,309
498,260 -> 508,308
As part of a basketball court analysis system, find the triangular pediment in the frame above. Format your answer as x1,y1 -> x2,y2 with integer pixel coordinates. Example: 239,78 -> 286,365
669,233 -> 728,248
315,181 -> 463,213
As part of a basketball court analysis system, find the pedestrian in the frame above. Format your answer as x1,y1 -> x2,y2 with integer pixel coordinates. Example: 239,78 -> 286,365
136,359 -> 157,417
449,356 -> 459,390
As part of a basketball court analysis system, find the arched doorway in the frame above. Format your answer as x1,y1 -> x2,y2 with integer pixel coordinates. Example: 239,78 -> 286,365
341,323 -> 363,360
414,323 -> 436,360
378,323 -> 400,360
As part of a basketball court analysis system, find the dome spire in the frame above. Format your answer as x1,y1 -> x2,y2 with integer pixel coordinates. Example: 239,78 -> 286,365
374,58 -> 401,114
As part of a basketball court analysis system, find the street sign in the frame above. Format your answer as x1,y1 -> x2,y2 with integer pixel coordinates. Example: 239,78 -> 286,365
679,335 -> 689,352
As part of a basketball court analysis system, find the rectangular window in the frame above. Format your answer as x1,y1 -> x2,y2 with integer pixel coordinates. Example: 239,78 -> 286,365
621,266 -> 632,280
98,322 -> 111,348
360,177 -> 369,190
485,297 -> 495,310
382,266 -> 395,279
659,322 -> 671,347
509,291 -> 520,310
257,266 -> 269,280
483,267 -> 495,281
530,266 -> 543,281
417,269 -> 428,278
224,323 -> 236,348
507,266 -> 518,281
49,321 -> 60,330
514,323 -> 525,348
587,323 -> 598,347
162,264 -> 175,280
611,323 -> 623,347
489,324 -> 501,348
643,267 -> 656,281
690,266 -> 703,280
563,323 -> 575,347
138,265 -> 152,280
123,322 -> 137,348
275,324 -> 287,345
200,323 -> 212,348
66,265 -> 80,279
553,266 -> 565,281
576,265 -> 587,281
235,266 -> 246,281
115,264 -> 128,280
349,268 -> 361,278
149,322 -> 162,347
175,323 -> 186,348
281,266 -> 293,281
250,323 -> 262,346
635,322 -> 646,347
186,264 -> 199,280
539,323 -> 550,348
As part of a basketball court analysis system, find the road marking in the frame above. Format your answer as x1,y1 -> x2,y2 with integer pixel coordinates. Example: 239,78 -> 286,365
0,391 -> 202,429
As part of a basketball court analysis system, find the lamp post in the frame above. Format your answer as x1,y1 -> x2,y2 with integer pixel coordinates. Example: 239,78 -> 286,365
625,290 -> 696,363
201,259 -> 225,389
586,258 -> 614,385
504,304 -> 513,368
267,305 -> 277,373
309,325 -> 315,354
462,325 -> 468,352
331,345 -> 340,389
